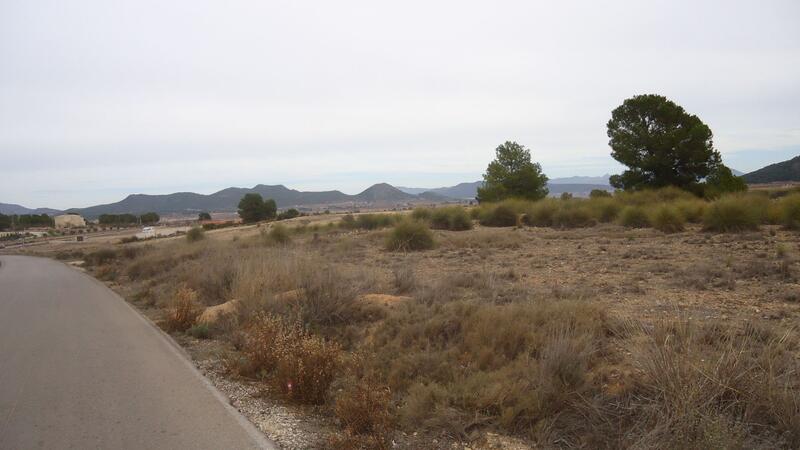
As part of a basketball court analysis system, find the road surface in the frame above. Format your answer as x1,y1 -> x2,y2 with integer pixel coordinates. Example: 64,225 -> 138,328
0,255 -> 276,449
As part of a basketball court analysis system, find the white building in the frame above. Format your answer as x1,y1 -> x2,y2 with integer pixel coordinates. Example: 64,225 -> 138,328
54,214 -> 86,228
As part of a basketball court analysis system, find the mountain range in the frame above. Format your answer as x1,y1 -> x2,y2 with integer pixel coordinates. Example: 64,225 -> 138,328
742,155 -> 800,184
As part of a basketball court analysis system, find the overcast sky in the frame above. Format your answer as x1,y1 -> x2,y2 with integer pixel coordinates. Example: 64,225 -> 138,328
1,0 -> 799,209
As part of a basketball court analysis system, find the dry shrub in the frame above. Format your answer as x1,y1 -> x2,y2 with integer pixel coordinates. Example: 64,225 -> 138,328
703,196 -> 761,232
523,199 -> 558,226
551,202 -> 594,228
779,194 -> 800,230
589,197 -> 622,223
651,204 -> 686,233
241,313 -> 341,404
186,226 -> 205,242
392,265 -> 416,294
674,198 -> 708,223
478,203 -> 519,227
429,206 -> 472,231
411,207 -> 432,221
163,285 -> 202,332
330,376 -> 393,449
84,248 -> 117,266
263,223 -> 291,245
618,205 -> 650,228
385,220 -> 434,251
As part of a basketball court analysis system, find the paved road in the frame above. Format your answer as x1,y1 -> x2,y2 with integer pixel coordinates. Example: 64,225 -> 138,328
0,255 -> 276,449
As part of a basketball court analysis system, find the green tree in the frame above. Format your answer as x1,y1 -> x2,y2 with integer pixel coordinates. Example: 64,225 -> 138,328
198,212 -> 212,221
139,212 -> 160,224
238,193 -> 275,223
476,141 -> 549,202
0,214 -> 11,231
704,164 -> 747,198
607,94 -> 721,191
277,208 -> 300,221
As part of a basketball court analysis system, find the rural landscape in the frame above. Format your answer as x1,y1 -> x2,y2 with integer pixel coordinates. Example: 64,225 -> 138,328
5,94 -> 800,449
2,2 -> 799,449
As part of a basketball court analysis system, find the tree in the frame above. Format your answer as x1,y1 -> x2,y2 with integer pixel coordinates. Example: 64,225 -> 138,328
139,212 -> 160,224
607,94 -> 721,192
0,214 -> 11,231
476,141 -> 549,202
277,208 -> 300,221
198,212 -> 212,221
704,164 -> 747,198
238,193 -> 276,223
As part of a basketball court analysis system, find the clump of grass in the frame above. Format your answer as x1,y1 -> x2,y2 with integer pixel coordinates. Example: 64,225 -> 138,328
779,194 -> 800,230
551,202 -> 594,228
330,376 -> 393,449
163,285 -> 202,332
186,226 -> 205,242
589,197 -> 621,223
84,248 -> 117,266
523,199 -> 558,227
429,206 -> 472,231
187,323 -> 211,339
703,196 -> 760,232
354,214 -> 398,230
386,220 -> 434,251
651,204 -> 686,233
411,207 -> 432,221
392,265 -> 416,294
478,203 -> 519,227
263,224 -> 291,245
674,198 -> 707,223
240,313 -> 341,404
618,205 -> 651,228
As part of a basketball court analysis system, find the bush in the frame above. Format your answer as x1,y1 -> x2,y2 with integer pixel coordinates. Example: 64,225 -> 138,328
163,285 -> 202,332
187,323 -> 211,339
780,194 -> 800,230
411,207 -> 432,221
589,197 -> 622,223
264,224 -> 291,245
355,214 -> 397,230
702,196 -> 760,232
429,207 -> 472,231
241,314 -> 341,404
186,226 -> 205,242
589,189 -> 612,199
651,204 -> 686,233
478,204 -> 518,227
331,378 -> 392,447
386,221 -> 434,251
523,199 -> 558,227
618,205 -> 651,228
551,202 -> 594,228
84,248 -> 117,266
674,199 -> 707,223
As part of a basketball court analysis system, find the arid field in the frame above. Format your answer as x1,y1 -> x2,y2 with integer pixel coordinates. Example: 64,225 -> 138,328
17,189 -> 800,450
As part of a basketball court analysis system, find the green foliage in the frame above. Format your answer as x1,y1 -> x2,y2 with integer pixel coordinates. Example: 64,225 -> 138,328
429,207 -> 472,231
411,207 -> 432,221
522,199 -> 558,226
0,214 -> 11,230
590,197 -> 622,223
186,226 -> 205,242
99,213 -> 137,225
478,203 -> 519,227
674,199 -> 707,223
702,196 -> 761,232
704,164 -> 748,198
386,220 -> 435,251
607,94 -> 721,191
477,141 -> 549,202
237,193 -> 277,223
779,194 -> 800,230
551,202 -> 594,228
187,323 -> 211,339
277,208 -> 301,221
198,212 -> 212,221
651,205 -> 686,233
618,206 -> 650,228
139,212 -> 160,224
589,189 -> 612,199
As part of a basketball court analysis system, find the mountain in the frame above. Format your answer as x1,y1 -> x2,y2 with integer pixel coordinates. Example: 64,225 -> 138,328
0,203 -> 62,216
397,181 -> 483,199
548,175 -> 612,185
742,156 -> 800,183
64,183 -> 427,218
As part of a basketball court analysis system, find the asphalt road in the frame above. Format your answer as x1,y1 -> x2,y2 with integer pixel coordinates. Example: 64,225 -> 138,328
0,255 -> 276,449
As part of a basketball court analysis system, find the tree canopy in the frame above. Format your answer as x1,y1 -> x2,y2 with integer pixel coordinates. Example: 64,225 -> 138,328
607,94 -> 721,192
198,212 -> 212,221
237,193 -> 277,223
476,141 -> 549,202
139,212 -> 160,224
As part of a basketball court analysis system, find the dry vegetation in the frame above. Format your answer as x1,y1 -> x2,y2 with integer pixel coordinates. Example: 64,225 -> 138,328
72,188 -> 800,449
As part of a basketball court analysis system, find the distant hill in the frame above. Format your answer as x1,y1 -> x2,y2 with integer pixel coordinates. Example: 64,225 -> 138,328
0,203 -> 62,216
397,181 -> 483,199
399,178 -> 613,199
742,155 -> 800,183
548,175 -> 611,185
64,183 -> 432,218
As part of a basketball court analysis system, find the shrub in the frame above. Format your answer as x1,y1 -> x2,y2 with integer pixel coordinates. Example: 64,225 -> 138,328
386,221 -> 435,251
340,214 -> 356,228
186,226 -> 205,242
651,205 -> 686,233
264,224 -> 291,245
551,202 -> 594,228
430,207 -> 472,231
411,207 -> 432,221
163,285 -> 202,332
589,189 -> 612,199
523,199 -> 558,227
84,248 -> 117,266
589,197 -> 622,223
392,265 -> 416,294
478,204 -> 518,227
674,198 -> 707,223
702,196 -> 760,232
355,214 -> 397,230
187,323 -> 211,339
780,194 -> 800,230
241,314 -> 341,404
331,378 -> 393,448
618,205 -> 650,228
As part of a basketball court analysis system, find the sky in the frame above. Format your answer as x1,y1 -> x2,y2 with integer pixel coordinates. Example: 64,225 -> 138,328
1,1 -> 799,209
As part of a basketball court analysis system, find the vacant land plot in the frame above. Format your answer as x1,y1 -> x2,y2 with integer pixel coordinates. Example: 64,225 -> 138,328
17,194 -> 800,449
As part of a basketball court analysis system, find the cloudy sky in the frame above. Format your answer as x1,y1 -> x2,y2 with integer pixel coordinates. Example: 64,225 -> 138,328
1,0 -> 799,209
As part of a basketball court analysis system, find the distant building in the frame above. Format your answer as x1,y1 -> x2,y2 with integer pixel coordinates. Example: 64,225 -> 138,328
54,214 -> 86,228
